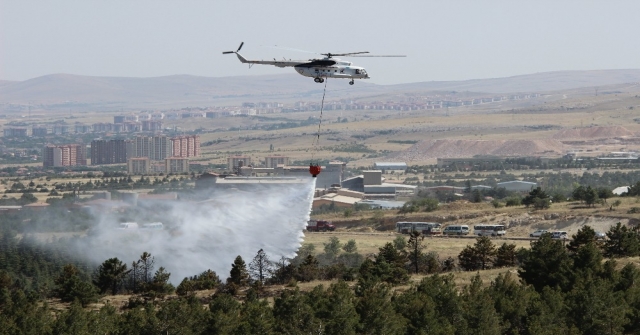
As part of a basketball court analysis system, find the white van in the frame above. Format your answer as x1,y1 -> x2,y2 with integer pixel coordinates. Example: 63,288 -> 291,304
443,225 -> 470,235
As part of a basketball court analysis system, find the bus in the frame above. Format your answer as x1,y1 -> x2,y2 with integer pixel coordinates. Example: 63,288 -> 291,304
473,224 -> 506,237
396,222 -> 442,235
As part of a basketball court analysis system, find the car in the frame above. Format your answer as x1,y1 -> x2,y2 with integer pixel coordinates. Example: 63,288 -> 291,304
595,231 -> 606,240
551,231 -> 569,240
530,230 -> 548,237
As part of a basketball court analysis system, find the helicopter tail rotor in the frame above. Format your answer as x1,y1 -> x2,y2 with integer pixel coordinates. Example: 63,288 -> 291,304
223,42 -> 244,54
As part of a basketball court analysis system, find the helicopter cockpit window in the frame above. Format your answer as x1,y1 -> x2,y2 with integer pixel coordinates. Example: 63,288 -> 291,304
355,69 -> 360,74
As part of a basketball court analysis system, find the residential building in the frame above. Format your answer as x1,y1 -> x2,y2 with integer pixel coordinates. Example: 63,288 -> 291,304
127,157 -> 150,175
43,144 -> 87,167
91,139 -> 127,165
3,127 -> 28,137
171,135 -> 200,158
32,127 -> 48,137
228,156 -> 252,171
127,135 -> 173,161
265,155 -> 289,168
52,124 -> 69,135
165,157 -> 190,173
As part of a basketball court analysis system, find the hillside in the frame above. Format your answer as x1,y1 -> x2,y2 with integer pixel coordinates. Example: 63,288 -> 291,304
2,69 -> 640,110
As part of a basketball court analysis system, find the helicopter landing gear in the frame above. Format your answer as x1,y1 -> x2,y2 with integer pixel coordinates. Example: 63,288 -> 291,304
349,80 -> 354,85
314,77 -> 325,83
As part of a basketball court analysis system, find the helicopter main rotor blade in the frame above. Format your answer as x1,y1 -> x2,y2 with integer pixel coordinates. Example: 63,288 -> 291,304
350,55 -> 407,57
322,51 -> 370,57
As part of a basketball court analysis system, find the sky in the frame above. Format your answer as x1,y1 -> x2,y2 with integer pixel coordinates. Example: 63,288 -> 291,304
1,1 -> 640,85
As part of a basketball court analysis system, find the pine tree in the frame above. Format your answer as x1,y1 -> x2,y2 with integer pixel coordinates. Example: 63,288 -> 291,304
406,231 -> 425,274
93,257 -> 129,295
249,249 -> 272,284
227,255 -> 249,287
273,288 -> 322,334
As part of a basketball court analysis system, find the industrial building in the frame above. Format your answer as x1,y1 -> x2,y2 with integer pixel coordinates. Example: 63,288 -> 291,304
496,180 -> 537,192
341,170 -> 416,198
373,162 -> 408,172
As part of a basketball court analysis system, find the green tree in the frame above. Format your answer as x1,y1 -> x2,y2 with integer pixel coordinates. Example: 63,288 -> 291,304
296,255 -> 320,282
227,255 -> 250,288
523,187 -> 551,209
54,264 -> 99,307
583,186 -> 599,207
392,235 -> 407,250
461,275 -> 502,335
406,231 -> 425,274
494,243 -> 517,268
249,249 -> 272,284
458,237 -> 497,271
567,225 -> 597,253
93,257 -> 129,295
273,288 -> 322,334
145,267 -> 174,298
322,281 -> 359,335
324,236 -> 342,258
597,187 -> 613,204
342,239 -> 358,253
518,235 -> 573,292
356,283 -> 407,334
572,185 -> 586,202
604,222 -> 640,257
206,293 -> 242,334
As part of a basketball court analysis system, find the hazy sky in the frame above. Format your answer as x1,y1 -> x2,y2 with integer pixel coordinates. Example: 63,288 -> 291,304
2,1 -> 640,84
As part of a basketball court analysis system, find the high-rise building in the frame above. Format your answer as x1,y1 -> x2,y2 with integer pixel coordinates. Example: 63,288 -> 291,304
265,155 -> 289,168
165,157 -> 190,173
128,135 -> 172,161
91,139 -> 127,165
171,135 -> 200,158
227,156 -> 251,171
3,127 -> 28,137
43,144 -> 86,167
32,127 -> 48,137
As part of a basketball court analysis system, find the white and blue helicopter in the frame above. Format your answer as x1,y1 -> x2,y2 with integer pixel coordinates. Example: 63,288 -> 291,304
223,42 -> 405,85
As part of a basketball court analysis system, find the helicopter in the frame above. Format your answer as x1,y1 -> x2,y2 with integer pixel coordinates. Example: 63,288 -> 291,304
223,42 -> 405,85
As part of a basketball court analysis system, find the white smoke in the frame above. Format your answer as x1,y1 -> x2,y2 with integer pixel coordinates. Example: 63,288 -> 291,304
78,178 -> 316,283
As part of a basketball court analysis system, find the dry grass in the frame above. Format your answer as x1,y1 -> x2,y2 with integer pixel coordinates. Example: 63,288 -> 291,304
302,232 -> 532,259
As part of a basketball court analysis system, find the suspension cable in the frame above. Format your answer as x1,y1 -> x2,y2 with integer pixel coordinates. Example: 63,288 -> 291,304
311,78 -> 328,163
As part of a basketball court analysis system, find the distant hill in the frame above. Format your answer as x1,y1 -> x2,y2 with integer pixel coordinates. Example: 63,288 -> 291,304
1,69 -> 640,110
392,69 -> 640,93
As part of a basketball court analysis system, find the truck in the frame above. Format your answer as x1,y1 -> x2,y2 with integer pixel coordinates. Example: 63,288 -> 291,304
306,220 -> 336,232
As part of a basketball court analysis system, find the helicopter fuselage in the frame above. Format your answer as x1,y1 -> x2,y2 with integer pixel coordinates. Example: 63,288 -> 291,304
294,59 -> 369,80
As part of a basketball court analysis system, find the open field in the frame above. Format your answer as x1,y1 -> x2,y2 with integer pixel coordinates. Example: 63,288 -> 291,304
302,231 -> 533,259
